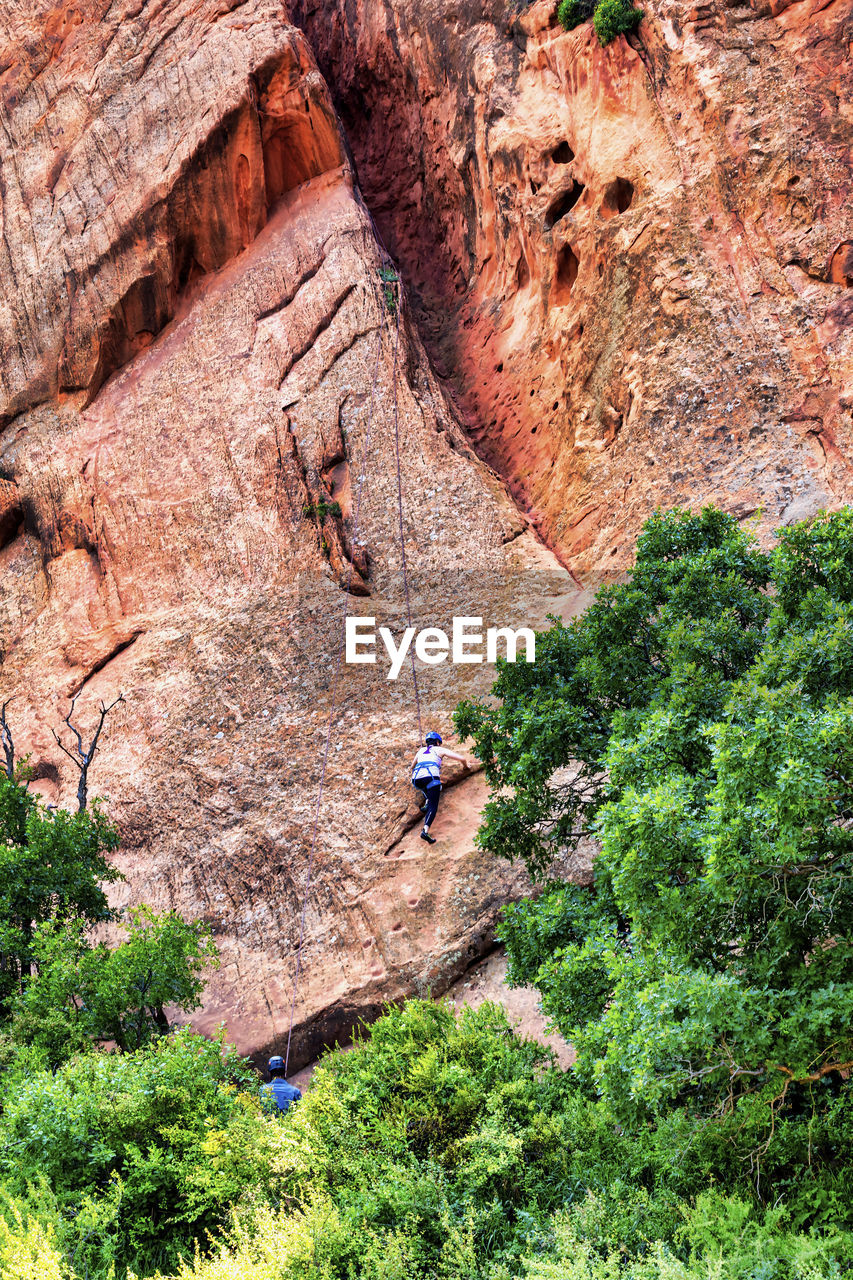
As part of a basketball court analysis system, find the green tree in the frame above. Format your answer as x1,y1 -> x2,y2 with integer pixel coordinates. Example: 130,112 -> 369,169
0,769 -> 120,1012
9,907 -> 219,1063
456,509 -> 853,1177
0,1029 -> 270,1277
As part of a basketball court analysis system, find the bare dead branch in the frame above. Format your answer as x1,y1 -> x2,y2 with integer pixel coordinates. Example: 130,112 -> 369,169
0,700 -> 14,781
52,694 -> 125,812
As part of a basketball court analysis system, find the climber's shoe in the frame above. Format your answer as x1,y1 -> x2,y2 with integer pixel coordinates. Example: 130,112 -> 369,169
420,829 -> 437,844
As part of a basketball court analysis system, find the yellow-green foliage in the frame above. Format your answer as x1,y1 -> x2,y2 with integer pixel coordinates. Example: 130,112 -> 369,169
0,1201 -> 68,1280
522,1195 -> 848,1279
2,1002 -> 850,1279
160,1204 -> 341,1280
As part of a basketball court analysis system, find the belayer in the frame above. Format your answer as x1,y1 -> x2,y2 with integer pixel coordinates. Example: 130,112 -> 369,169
411,731 -> 469,843
260,1055 -> 302,1113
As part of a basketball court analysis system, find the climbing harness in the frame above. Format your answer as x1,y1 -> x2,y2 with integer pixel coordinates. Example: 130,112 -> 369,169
283,239 -> 423,1075
411,744 -> 442,783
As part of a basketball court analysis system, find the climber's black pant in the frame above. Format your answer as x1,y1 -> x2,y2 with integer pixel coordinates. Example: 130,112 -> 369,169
413,779 -> 442,828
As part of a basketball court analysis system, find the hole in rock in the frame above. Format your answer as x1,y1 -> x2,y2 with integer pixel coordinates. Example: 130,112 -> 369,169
544,181 -> 585,230
601,177 -> 634,218
496,362 -> 504,373
516,254 -> 530,289
551,244 -> 579,305
829,242 -> 853,287
551,141 -> 574,164
258,65 -> 345,207
788,175 -> 800,187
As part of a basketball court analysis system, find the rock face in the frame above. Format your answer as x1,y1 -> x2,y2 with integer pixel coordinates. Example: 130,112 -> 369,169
0,0 -> 582,1067
294,0 -> 853,568
2,0 -> 851,1065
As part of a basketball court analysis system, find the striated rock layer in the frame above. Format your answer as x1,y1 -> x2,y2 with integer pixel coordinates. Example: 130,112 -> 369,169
294,0 -> 853,569
4,0 -> 852,1064
0,0 -> 584,1066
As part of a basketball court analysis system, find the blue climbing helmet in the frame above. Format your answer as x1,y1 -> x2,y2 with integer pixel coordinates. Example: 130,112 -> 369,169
425,731 -> 442,746
268,1055 -> 285,1072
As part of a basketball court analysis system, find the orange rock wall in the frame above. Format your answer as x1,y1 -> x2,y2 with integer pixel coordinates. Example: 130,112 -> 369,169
0,0 -> 582,1067
295,0 -> 853,567
2,0 -> 852,1064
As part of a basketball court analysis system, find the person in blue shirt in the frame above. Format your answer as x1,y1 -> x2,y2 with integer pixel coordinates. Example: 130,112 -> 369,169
260,1055 -> 302,1113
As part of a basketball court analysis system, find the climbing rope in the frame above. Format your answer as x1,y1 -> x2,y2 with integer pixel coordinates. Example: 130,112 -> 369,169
284,241 -> 427,1074
390,293 -> 424,743
283,271 -> 388,1076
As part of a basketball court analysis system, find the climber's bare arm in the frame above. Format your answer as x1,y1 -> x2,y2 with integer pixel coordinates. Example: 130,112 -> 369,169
436,747 -> 470,768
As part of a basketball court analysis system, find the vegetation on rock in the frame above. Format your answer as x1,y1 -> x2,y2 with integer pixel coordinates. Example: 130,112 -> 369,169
1,507 -> 851,1277
457,507 -> 853,1222
557,0 -> 643,46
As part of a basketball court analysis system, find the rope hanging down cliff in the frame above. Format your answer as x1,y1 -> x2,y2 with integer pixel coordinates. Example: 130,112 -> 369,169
283,258 -> 420,1075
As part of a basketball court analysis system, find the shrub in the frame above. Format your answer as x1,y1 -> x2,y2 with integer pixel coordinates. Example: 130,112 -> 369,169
302,499 -> 342,522
0,1029 -> 275,1277
556,0 -> 642,44
593,0 -> 643,44
9,907 -> 219,1063
1,1002 -> 848,1278
0,770 -> 120,1014
458,508 -> 853,1215
0,1198 -> 67,1280
378,265 -> 399,314
557,0 -> 595,29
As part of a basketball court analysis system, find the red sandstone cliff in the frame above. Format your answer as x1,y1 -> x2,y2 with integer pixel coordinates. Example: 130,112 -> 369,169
0,0 -> 584,1066
295,0 -> 853,566
1,0 -> 851,1063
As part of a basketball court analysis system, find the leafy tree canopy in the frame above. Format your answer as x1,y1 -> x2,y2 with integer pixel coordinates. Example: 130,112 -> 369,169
9,906 -> 219,1063
0,728 -> 217,1066
0,766 -> 120,1011
456,508 -> 853,1151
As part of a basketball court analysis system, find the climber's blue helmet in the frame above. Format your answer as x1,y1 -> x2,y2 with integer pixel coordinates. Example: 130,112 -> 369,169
425,731 -> 442,745
268,1055 -> 285,1072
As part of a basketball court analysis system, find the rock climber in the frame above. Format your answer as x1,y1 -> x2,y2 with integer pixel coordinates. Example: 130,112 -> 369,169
260,1055 -> 302,1114
411,730 -> 469,844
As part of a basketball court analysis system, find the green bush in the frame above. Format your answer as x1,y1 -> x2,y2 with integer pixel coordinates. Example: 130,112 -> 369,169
9,906 -> 218,1063
0,769 -> 120,1014
302,499 -> 343,522
557,0 -> 595,30
593,0 -> 643,44
458,508 -> 853,1216
522,1192 -> 849,1278
0,1028 -> 275,1277
556,0 -> 642,44
378,265 -> 399,314
0,1001 -> 848,1278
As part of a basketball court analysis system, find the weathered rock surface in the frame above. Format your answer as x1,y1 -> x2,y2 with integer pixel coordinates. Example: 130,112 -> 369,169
295,0 -> 853,569
4,0 -> 852,1066
0,0 -> 584,1067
